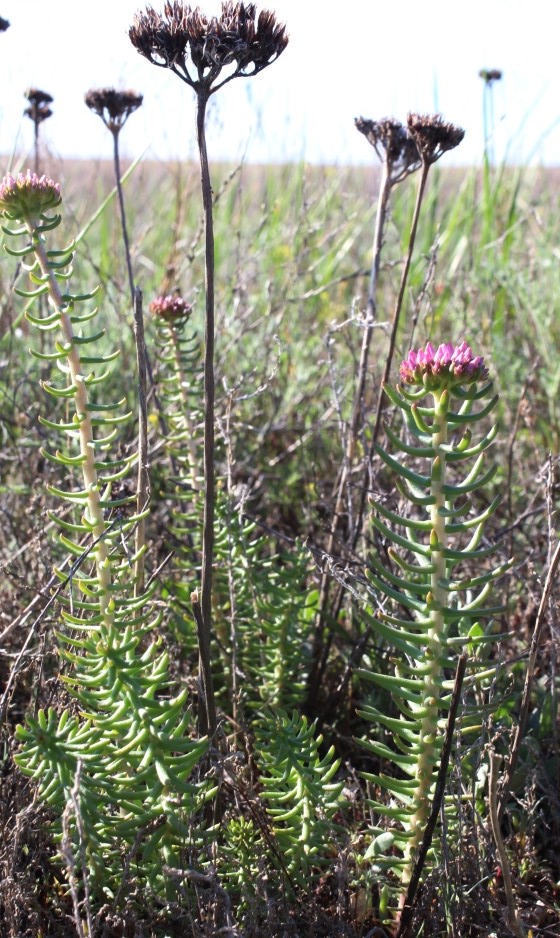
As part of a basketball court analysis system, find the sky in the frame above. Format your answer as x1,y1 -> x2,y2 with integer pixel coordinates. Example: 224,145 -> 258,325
1,0 -> 559,168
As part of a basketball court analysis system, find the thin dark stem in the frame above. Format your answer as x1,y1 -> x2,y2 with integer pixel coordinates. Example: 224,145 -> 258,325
370,160 -> 430,452
366,160 -> 391,319
33,121 -> 40,176
196,91 -> 217,737
192,592 -> 217,738
396,653 -> 467,938
132,288 -> 149,596
110,123 -> 167,467
112,129 -> 135,308
350,160 -> 431,559
351,159 -> 392,458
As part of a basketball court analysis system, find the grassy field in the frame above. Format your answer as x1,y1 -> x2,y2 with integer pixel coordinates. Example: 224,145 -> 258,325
1,149 -> 559,937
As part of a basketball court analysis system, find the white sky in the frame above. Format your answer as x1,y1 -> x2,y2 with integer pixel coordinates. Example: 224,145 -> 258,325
1,0 -> 558,167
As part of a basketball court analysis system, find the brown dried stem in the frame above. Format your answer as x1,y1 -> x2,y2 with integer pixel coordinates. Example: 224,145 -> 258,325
129,1 -> 287,739
196,90 -> 218,738
85,89 -> 143,307
309,119 -> 420,707
192,588 -> 217,738
112,127 -> 136,307
370,159 -> 430,450
24,89 -> 53,176
308,159 -> 393,704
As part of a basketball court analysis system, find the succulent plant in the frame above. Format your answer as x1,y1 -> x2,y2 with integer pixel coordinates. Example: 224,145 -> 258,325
357,341 -> 511,905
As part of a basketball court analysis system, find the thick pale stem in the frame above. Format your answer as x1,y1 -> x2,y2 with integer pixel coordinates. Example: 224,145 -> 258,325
133,288 -> 148,596
402,388 -> 448,885
30,226 -> 113,624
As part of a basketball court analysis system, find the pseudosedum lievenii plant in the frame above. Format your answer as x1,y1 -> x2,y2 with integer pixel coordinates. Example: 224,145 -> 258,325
358,340 -> 511,902
0,171 -> 211,898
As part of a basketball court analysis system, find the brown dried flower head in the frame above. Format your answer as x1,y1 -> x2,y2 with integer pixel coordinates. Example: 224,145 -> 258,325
355,116 -> 420,180
129,2 -> 288,94
24,88 -> 54,125
406,113 -> 465,165
0,16 -> 10,31
85,88 -> 144,133
479,68 -> 502,85
150,294 -> 193,324
26,88 -> 54,107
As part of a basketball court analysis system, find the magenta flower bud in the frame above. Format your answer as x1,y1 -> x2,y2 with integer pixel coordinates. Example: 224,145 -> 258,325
400,341 -> 489,389
0,170 -> 61,222
149,294 -> 192,324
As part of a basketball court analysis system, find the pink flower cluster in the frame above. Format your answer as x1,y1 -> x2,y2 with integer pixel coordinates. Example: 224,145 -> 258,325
149,294 -> 193,323
400,341 -> 489,389
0,170 -> 61,220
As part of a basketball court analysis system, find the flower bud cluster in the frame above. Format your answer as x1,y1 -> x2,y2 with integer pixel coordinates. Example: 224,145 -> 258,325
0,170 -> 62,221
150,294 -> 193,323
400,341 -> 489,389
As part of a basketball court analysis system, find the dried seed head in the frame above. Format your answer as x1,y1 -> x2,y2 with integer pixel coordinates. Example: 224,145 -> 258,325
85,88 -> 144,133
129,2 -> 288,93
0,16 -> 10,31
355,116 -> 421,180
479,68 -> 502,84
400,341 -> 489,390
150,294 -> 193,324
129,3 -> 189,68
0,170 -> 62,222
24,88 -> 54,126
407,113 -> 465,165
24,105 -> 52,125
25,88 -> 54,107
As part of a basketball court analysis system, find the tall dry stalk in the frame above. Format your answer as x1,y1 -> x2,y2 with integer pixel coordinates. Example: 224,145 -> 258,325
310,114 -> 465,710
309,117 -> 421,706
129,1 -> 288,736
85,88 -> 149,592
24,88 -> 53,176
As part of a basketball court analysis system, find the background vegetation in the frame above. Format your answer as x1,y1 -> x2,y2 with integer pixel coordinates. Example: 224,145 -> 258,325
1,148 -> 559,937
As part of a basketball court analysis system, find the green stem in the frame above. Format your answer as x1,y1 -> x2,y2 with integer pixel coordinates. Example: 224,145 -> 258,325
132,288 -> 149,596
29,225 -> 113,626
402,388 -> 448,886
